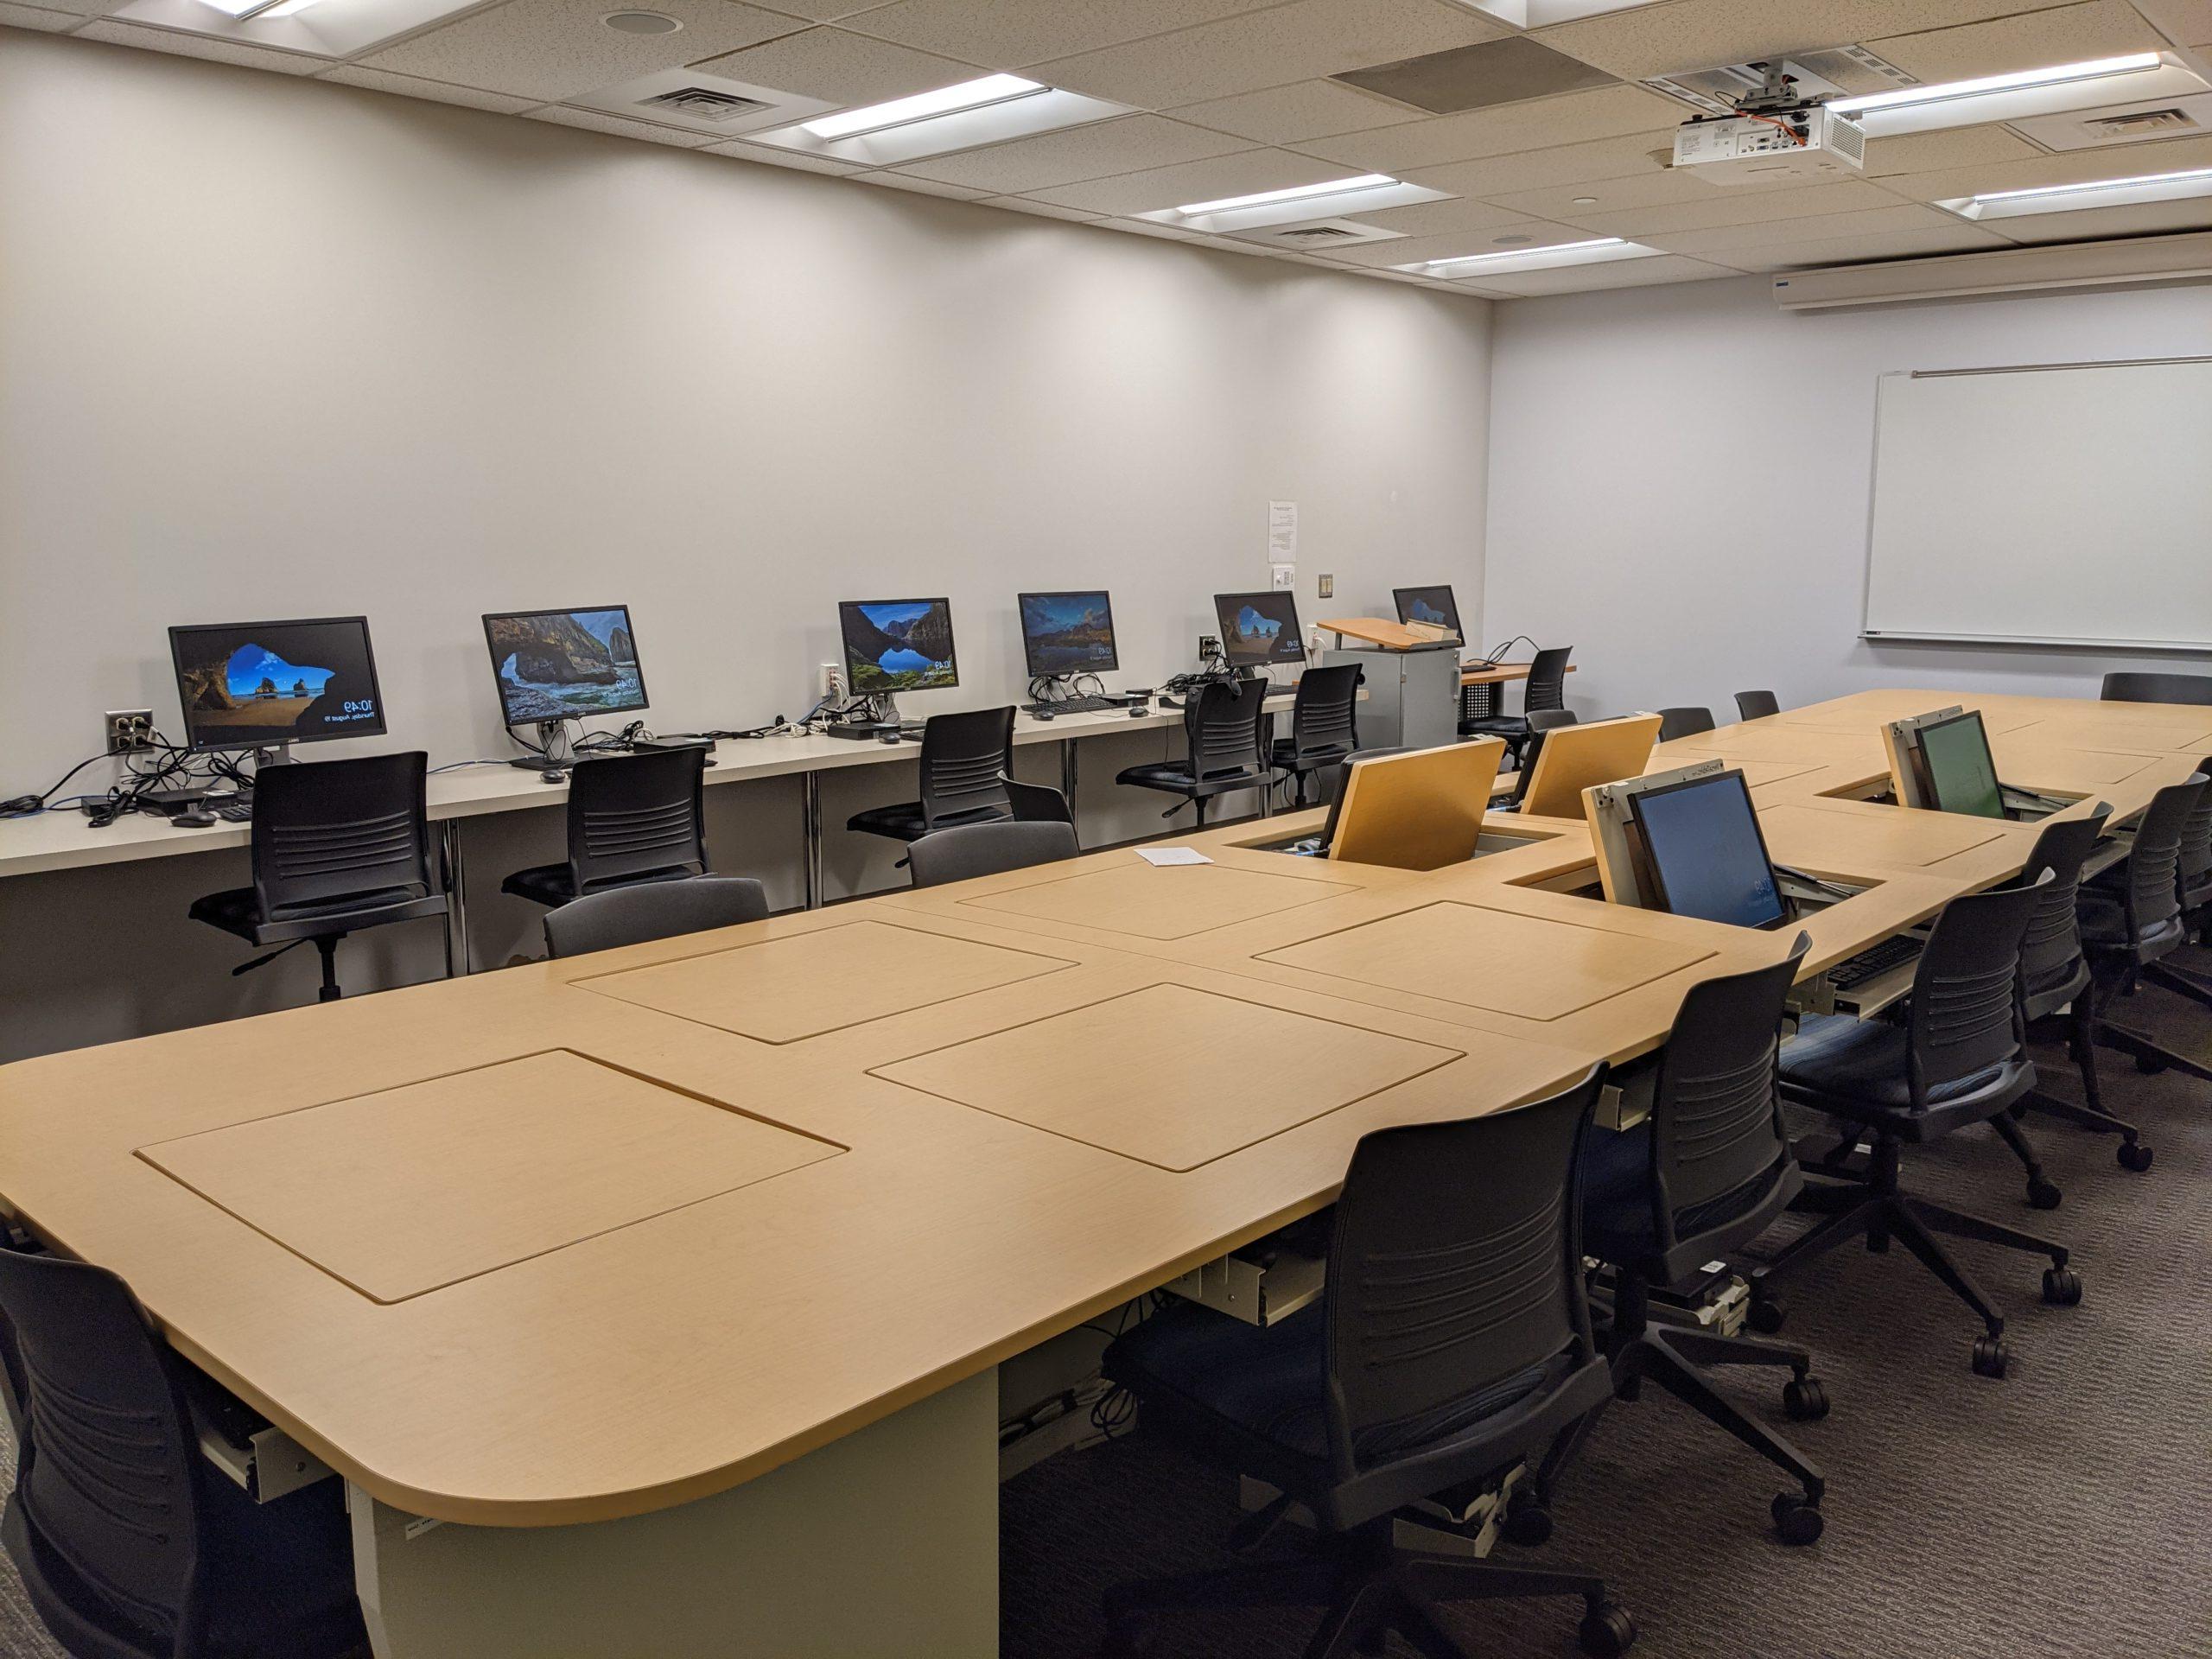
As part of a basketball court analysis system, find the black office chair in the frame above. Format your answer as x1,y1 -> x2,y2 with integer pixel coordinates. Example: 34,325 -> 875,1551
1116,677 -> 1271,826
1461,645 -> 1571,768
1735,690 -> 1782,721
847,706 -> 1020,847
0,1244 -> 365,1659
543,875 -> 768,958
2145,754 -> 2212,989
2078,772 -> 2212,1088
1998,807 -> 2154,1175
1269,661 -> 1361,807
1656,707 -> 1716,741
503,746 -> 708,909
1098,1067 -> 1637,1659
907,820 -> 1079,888
188,752 -> 448,1003
1503,711 -> 1580,810
1751,872 -> 2075,1379
1553,939 -> 1827,1547
2101,671 -> 2212,706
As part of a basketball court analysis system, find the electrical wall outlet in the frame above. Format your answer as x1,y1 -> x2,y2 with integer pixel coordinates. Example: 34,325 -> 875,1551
820,662 -> 842,701
105,709 -> 155,754
1318,574 -> 1333,599
1198,634 -> 1220,663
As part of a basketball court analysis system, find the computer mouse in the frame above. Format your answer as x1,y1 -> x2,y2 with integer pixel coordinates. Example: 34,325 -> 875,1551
876,730 -> 903,744
1033,709 -> 1056,721
170,810 -> 218,828
1129,705 -> 1147,717
539,769 -> 564,784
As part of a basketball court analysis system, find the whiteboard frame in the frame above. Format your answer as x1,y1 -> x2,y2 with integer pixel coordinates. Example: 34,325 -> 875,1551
1860,355 -> 2212,655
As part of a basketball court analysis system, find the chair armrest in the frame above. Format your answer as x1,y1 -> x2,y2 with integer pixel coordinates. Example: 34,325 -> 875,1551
1002,777 -> 1073,823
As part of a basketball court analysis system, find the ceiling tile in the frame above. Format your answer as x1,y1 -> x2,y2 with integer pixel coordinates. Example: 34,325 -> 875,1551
360,0 -> 801,105
320,65 -> 543,113
1313,219 -> 1595,266
2145,0 -> 2212,48
1702,221 -> 2013,270
1021,146 -> 1376,215
841,0 -> 1281,69
1883,131 -> 2212,200
0,4 -> 81,29
73,20 -> 322,73
529,105 -> 720,145
688,23 -> 982,105
1533,0 -> 2083,81
1476,159 -> 1802,219
1396,126 -> 1674,194
1861,125 -> 2043,177
889,113 -> 1252,194
1027,0 -> 1508,110
760,0 -> 907,18
1169,78 -> 1426,145
855,169 -> 991,198
1866,2 -> 2164,84
1567,177 -> 1910,235
1296,84 -> 1686,172
981,195 -> 1109,221
1470,251 -> 1738,295
1344,194 -> 1554,236
1637,200 -> 1968,253
706,136 -> 867,171
1103,217 -> 1216,242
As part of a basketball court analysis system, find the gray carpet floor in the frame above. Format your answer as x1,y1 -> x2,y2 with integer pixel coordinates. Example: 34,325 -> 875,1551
0,969 -> 2206,1659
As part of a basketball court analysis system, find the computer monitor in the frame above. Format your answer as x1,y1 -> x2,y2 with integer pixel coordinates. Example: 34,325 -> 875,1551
1213,592 -> 1306,670
482,607 -> 648,729
1018,591 -> 1118,678
1918,709 -> 2005,820
168,617 -> 386,753
1392,585 -> 1462,638
1628,768 -> 1788,931
840,598 -> 959,696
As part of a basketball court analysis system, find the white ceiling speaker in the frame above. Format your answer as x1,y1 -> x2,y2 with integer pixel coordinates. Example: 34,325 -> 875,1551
602,10 -> 681,33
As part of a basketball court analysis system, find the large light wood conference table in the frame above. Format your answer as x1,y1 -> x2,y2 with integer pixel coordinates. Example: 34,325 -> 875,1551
1,689 -> 2206,1656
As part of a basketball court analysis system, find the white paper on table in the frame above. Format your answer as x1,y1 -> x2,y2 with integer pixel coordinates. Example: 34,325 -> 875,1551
1135,847 -> 1213,868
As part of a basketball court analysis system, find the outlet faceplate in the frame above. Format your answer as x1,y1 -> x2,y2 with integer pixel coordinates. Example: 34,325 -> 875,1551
105,709 -> 156,754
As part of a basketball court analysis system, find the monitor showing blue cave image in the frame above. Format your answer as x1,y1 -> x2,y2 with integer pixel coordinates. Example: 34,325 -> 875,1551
1213,591 -> 1306,669
168,617 -> 386,753
1393,585 -> 1462,639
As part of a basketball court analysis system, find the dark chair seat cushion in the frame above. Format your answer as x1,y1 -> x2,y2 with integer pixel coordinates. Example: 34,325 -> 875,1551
1778,1013 -> 2010,1114
1271,738 -> 1351,772
1116,762 -> 1257,795
200,1474 -> 366,1656
2021,957 -> 2090,1023
188,886 -> 263,942
502,862 -> 580,908
1459,715 -> 1529,740
190,884 -> 432,944
1577,1125 -> 1782,1267
847,801 -> 1008,842
1104,1302 -> 1567,1485
2075,887 -> 2187,957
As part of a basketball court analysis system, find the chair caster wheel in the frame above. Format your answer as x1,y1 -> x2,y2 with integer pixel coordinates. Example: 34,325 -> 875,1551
2119,1141 -> 2153,1172
1971,1336 -> 2008,1378
2136,1055 -> 2168,1075
1746,1294 -> 1786,1334
1783,1376 -> 1829,1422
2026,1177 -> 2062,1211
1579,1600 -> 1637,1657
2043,1266 -> 2082,1306
1099,1614 -> 1156,1658
1771,1493 -> 1824,1547
1502,1497 -> 1554,1548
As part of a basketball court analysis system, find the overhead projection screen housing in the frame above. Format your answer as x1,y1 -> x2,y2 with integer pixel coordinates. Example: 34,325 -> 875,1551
1863,357 -> 2212,652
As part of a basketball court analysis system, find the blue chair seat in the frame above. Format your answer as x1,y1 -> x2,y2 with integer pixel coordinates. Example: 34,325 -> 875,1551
1780,1013 -> 2014,1114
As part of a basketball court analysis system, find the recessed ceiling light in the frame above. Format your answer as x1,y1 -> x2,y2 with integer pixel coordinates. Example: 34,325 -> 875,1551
1491,234 -> 1535,246
1451,0 -> 1666,24
802,74 -> 1046,140
1400,237 -> 1662,278
117,0 -> 489,54
1571,196 -> 1599,206
1174,175 -> 1398,216
200,0 -> 317,16
1936,163 -> 2212,220
602,10 -> 681,33
1143,173 -> 1450,232
1830,52 -> 2209,137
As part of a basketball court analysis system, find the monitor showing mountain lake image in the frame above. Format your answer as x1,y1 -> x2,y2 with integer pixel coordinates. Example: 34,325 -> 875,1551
841,598 -> 959,696
168,617 -> 386,753
1019,591 -> 1118,677
483,607 -> 648,728
1214,591 -> 1306,670
1392,585 -> 1462,639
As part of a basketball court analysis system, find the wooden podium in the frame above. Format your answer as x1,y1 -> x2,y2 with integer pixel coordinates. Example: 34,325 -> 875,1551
1313,617 -> 1462,750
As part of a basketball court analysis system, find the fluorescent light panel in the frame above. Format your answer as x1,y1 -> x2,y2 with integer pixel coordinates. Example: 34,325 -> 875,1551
124,0 -> 475,54
1402,238 -> 1660,278
1176,174 -> 1397,216
1938,164 -> 2212,221
1454,0 -> 1665,24
1830,53 -> 2162,113
802,75 -> 1045,140
1830,52 -> 2209,137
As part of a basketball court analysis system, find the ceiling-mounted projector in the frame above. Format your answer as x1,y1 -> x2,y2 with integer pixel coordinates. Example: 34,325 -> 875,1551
1672,62 -> 1867,185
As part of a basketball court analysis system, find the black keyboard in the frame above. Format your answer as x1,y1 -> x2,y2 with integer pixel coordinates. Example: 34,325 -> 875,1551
214,802 -> 252,823
1025,696 -> 1122,715
1827,935 -> 1921,992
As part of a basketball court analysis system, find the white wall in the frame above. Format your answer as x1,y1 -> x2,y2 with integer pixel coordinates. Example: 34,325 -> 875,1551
0,31 -> 1494,1060
1484,272 -> 2212,723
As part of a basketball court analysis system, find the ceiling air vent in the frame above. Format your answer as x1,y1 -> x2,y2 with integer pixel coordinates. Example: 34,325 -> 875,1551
639,86 -> 771,124
2085,108 -> 2196,137
1230,218 -> 1407,250
2011,91 -> 2212,151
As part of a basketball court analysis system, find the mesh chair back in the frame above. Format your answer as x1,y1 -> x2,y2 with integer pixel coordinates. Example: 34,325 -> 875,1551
2178,759 -> 2212,912
2016,809 -> 2107,1001
1287,663 -> 1361,764
1187,679 -> 1268,779
2117,774 -> 2209,944
1735,690 -> 1781,721
543,876 -> 766,958
2101,671 -> 2212,706
251,752 -> 435,922
0,1248 -> 202,1653
566,747 -> 708,895
1523,648 -> 1572,715
1906,870 -> 2049,1103
1649,938 -> 1808,1230
908,821 -> 1078,888
1323,1066 -> 1603,1477
919,707 -> 1016,830
1657,706 -> 1715,741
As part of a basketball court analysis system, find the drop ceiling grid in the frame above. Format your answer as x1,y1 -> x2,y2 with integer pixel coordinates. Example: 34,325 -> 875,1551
15,0 -> 2212,292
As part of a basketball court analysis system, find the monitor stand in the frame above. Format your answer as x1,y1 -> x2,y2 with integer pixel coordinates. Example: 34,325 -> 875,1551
508,719 -> 577,771
251,741 -> 296,769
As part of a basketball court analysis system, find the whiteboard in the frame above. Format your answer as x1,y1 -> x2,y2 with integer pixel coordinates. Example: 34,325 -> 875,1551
1863,358 -> 2212,652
